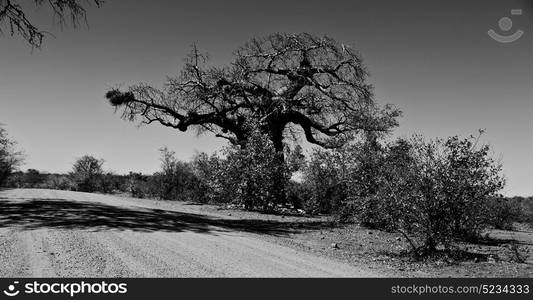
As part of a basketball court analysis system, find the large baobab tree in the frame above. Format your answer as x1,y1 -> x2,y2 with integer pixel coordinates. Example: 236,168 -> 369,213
106,33 -> 401,152
0,0 -> 103,48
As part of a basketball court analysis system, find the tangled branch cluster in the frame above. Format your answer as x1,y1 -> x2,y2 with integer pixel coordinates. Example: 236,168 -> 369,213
0,0 -> 102,47
108,33 -> 401,151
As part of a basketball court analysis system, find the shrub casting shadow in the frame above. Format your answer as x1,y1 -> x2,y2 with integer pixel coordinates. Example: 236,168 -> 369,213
0,197 -> 333,235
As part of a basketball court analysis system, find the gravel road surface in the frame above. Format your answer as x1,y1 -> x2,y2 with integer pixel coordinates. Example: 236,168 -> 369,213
0,189 -> 378,277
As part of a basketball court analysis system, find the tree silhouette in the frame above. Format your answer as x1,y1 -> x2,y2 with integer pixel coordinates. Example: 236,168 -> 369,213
107,33 -> 401,152
0,0 -> 103,48
70,154 -> 103,192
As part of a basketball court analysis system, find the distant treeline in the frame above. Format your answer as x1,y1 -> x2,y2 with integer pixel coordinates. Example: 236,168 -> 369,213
5,169 -> 129,194
8,168 -> 531,226
504,196 -> 533,223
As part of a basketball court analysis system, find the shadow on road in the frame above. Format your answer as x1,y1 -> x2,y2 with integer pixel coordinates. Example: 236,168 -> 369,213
0,197 -> 333,235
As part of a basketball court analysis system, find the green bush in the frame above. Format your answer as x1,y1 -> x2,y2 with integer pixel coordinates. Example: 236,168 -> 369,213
191,141 -> 304,210
286,181 -> 310,210
70,155 -> 105,192
155,147 -> 204,202
301,148 -> 349,215
484,197 -> 523,230
301,134 -> 384,219
97,172 -> 127,194
504,196 -> 533,224
191,152 -> 227,204
373,135 -> 505,255
0,127 -> 23,186
299,132 -> 505,256
4,171 -> 24,188
44,174 -> 76,191
191,130 -> 290,211
221,130 -> 290,211
23,169 -> 44,187
127,172 -> 151,198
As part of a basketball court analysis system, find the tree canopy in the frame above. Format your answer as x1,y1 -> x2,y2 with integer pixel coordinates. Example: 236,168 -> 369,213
0,0 -> 103,47
107,33 -> 401,151
70,154 -> 104,192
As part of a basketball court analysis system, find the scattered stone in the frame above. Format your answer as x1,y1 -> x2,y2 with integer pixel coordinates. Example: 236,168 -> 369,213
320,236 -> 325,240
367,231 -> 373,235
227,213 -> 232,216
331,243 -> 339,249
474,257 -> 480,263
396,237 -> 402,241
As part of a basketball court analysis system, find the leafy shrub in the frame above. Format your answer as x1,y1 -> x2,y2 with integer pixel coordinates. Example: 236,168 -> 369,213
70,155 -> 105,192
127,172 -> 151,198
24,169 -> 44,187
504,196 -> 533,224
165,131 -> 291,211
191,152 -> 226,204
0,126 -> 24,186
4,171 -> 24,188
342,136 -> 386,225
97,172 -> 128,194
484,197 -> 523,230
301,148 -> 349,215
299,132 -> 505,256
221,130 -> 290,211
508,243 -> 530,263
154,147 -> 204,202
286,181 -> 310,210
301,134 -> 384,218
44,174 -> 76,191
372,134 -> 505,255
285,145 -> 306,173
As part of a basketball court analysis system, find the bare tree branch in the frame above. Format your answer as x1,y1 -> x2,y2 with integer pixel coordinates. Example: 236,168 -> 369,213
0,0 -> 103,48
107,33 -> 401,152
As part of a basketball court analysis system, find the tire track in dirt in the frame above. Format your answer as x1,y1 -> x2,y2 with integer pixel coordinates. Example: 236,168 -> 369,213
19,230 -> 57,277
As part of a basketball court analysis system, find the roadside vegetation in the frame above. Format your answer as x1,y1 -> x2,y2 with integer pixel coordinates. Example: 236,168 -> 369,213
1,33 -> 531,263
0,126 -> 24,187
3,127 -> 530,260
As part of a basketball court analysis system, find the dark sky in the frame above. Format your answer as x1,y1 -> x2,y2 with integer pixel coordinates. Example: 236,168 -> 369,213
1,0 -> 532,196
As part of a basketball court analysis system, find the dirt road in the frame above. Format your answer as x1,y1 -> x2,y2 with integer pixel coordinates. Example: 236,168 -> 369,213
0,189 -> 378,277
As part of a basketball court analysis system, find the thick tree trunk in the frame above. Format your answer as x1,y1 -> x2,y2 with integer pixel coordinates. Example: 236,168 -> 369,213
268,116 -> 286,154
272,135 -> 284,153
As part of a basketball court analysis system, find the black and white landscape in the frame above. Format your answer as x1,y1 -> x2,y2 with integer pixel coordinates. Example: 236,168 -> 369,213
1,0 -> 532,278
